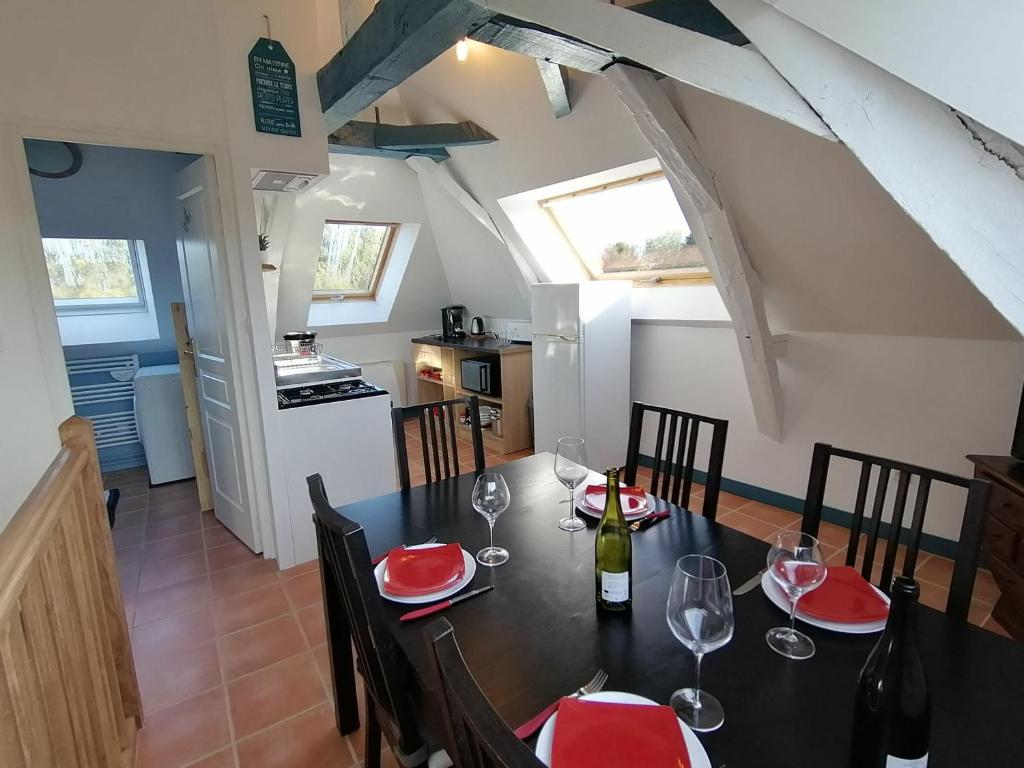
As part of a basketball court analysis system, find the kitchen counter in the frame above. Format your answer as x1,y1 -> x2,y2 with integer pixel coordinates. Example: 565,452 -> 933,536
411,334 -> 531,355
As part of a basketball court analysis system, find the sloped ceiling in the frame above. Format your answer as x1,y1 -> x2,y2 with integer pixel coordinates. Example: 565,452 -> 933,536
395,43 -> 1017,341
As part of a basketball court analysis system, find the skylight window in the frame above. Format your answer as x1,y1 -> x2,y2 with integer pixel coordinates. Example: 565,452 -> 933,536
540,171 -> 708,282
313,220 -> 398,300
43,238 -> 148,314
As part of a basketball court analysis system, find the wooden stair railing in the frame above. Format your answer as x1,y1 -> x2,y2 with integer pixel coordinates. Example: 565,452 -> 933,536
0,415 -> 142,767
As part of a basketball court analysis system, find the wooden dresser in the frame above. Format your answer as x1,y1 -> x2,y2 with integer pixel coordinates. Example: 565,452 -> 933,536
967,454 -> 1024,640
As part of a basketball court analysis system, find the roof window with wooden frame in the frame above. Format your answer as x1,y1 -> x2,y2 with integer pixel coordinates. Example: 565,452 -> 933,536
539,171 -> 710,284
312,220 -> 398,301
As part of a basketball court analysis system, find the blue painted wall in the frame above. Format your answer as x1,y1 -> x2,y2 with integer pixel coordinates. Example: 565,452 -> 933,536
29,143 -> 198,473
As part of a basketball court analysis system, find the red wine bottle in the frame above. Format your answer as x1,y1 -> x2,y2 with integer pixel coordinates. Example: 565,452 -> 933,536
849,577 -> 930,767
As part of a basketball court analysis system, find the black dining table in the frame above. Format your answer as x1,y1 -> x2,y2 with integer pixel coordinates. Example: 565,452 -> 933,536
321,453 -> 1023,767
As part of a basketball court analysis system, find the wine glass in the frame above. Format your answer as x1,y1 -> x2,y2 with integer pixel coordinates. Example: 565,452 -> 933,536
666,555 -> 734,732
554,437 -> 589,532
472,473 -> 511,567
766,531 -> 827,660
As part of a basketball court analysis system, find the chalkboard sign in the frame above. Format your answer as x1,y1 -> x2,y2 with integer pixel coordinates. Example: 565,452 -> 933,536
248,37 -> 301,137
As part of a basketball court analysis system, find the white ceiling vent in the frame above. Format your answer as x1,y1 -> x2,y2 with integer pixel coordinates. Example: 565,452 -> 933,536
251,170 -> 318,193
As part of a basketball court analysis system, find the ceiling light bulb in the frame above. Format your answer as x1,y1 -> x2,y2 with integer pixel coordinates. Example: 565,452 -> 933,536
455,38 -> 469,62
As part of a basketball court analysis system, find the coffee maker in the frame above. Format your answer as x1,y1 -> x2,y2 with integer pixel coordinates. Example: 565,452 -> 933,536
441,305 -> 467,340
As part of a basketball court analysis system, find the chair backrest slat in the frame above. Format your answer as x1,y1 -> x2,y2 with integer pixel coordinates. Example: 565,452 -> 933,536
425,618 -> 544,768
624,401 -> 729,521
799,442 -> 992,622
392,397 -> 486,491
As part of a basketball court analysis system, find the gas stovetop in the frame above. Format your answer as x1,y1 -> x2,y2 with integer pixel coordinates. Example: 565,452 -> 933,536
276,379 -> 387,410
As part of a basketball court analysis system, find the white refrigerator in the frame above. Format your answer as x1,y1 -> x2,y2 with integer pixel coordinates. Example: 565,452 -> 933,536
531,282 -> 632,471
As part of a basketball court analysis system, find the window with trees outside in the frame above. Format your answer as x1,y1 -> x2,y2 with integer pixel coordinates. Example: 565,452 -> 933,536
540,171 -> 709,283
43,238 -> 148,314
313,220 -> 398,300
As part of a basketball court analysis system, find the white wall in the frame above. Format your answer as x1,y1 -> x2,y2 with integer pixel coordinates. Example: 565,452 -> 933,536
0,0 -> 329,537
632,324 -> 1024,540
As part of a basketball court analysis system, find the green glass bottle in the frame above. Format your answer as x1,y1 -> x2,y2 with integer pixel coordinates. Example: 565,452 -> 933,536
595,467 -> 632,611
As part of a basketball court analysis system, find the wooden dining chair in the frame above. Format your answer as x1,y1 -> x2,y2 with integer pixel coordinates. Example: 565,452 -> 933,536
393,396 -> 487,491
308,474 -> 448,768
800,442 -> 992,622
623,401 -> 728,520
425,618 -> 544,768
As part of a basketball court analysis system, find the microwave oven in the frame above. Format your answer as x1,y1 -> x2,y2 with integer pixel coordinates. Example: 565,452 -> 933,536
460,355 -> 501,397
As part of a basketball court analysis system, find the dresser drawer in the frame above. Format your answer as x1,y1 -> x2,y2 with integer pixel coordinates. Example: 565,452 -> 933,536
985,514 -> 1020,564
990,556 -> 1024,603
985,479 -> 1024,534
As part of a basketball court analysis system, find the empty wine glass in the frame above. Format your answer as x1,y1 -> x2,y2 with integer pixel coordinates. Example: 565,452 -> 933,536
666,555 -> 734,732
766,531 -> 827,660
472,473 -> 511,567
554,437 -> 589,532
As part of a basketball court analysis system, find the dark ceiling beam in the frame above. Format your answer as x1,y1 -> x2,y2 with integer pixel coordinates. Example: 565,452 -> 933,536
469,16 -> 613,72
374,120 -> 496,150
328,122 -> 450,162
627,0 -> 748,45
536,60 -> 571,118
317,0 -> 496,132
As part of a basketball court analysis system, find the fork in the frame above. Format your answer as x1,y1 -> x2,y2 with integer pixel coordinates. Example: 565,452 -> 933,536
514,669 -> 609,739
370,536 -> 438,566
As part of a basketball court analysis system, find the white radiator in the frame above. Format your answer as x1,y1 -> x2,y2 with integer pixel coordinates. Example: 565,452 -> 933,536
66,355 -> 140,450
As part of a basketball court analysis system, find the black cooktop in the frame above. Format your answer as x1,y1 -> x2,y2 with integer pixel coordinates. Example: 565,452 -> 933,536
277,379 -> 387,409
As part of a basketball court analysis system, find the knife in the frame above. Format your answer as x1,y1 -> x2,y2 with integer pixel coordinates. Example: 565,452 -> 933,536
732,567 -> 768,596
399,585 -> 494,622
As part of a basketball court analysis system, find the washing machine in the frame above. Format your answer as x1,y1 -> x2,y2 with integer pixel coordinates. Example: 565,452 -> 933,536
134,364 -> 196,484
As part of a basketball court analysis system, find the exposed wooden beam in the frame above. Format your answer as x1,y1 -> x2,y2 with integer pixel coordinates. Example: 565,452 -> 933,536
628,0 -> 747,46
406,155 -> 539,295
469,16 -> 612,72
317,0 -> 496,132
328,122 -> 450,162
482,0 -> 834,141
712,0 -> 1024,336
374,120 -> 496,150
536,60 -> 571,118
605,63 -> 784,440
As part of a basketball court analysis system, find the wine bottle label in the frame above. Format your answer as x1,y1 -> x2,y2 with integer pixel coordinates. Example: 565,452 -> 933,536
600,571 -> 630,602
885,755 -> 927,768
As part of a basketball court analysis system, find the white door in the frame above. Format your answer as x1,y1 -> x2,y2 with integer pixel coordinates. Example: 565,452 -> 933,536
173,157 -> 257,551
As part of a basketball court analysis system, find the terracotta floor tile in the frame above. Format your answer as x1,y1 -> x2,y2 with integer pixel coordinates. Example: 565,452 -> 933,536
214,582 -> 292,636
187,750 -> 237,768
297,604 -> 327,648
918,578 -> 950,613
739,501 -> 801,529
280,559 -> 320,579
145,530 -> 206,560
149,481 -> 200,503
202,510 -> 225,529
118,559 -> 142,598
283,570 -> 323,610
311,644 -> 333,693
148,500 -> 202,521
134,577 -> 212,627
138,639 -> 222,714
133,605 -> 217,659
114,525 -> 147,550
147,513 -> 203,542
715,491 -> 754,512
137,687 -> 231,768
116,543 -> 146,566
227,653 -> 327,739
118,493 -> 150,513
972,568 -> 1001,604
914,553 -> 954,587
119,481 -> 150,499
983,615 -> 1013,639
114,509 -> 148,530
236,703 -> 352,768
968,599 -> 992,627
205,524 -> 243,549
813,521 -> 853,550
139,550 -> 208,593
211,559 -> 280,600
208,541 -> 261,573
219,613 -> 307,681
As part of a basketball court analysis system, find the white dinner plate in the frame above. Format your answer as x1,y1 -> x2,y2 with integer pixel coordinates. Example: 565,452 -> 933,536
760,570 -> 889,634
534,691 -> 712,768
374,543 -> 477,605
573,485 -> 654,520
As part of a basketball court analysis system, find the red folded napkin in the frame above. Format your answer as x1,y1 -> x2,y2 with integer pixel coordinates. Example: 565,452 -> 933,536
584,485 -> 648,513
798,566 -> 889,623
552,698 -> 690,768
383,543 -> 465,597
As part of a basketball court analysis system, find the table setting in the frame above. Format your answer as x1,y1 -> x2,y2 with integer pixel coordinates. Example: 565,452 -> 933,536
325,448 -> 1024,767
